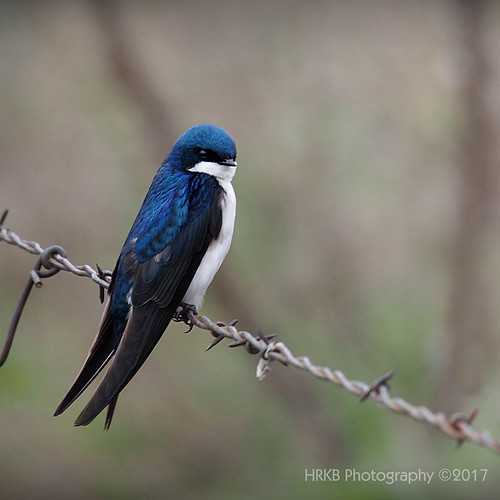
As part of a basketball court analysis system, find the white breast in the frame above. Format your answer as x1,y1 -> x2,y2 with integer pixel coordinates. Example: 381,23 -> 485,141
182,178 -> 236,308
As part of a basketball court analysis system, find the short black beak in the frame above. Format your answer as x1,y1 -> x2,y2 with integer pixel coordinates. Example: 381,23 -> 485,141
220,159 -> 237,167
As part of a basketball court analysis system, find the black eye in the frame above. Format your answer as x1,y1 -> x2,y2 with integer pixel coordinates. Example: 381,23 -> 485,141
199,149 -> 208,160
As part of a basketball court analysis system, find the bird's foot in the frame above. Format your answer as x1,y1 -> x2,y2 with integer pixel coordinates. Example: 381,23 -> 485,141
173,302 -> 198,332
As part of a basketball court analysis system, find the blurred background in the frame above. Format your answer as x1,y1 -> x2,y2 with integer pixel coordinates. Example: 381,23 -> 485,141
1,0 -> 500,498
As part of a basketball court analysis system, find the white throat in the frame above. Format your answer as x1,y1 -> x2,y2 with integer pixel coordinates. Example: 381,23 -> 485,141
188,160 -> 237,182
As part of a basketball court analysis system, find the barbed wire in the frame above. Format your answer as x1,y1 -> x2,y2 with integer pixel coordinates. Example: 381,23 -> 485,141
1,209 -> 499,455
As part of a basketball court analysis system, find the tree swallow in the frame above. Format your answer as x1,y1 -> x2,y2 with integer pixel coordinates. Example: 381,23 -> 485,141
54,124 -> 238,428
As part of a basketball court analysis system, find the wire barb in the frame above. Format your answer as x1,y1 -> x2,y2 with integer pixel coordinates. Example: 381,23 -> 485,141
360,369 -> 396,402
96,263 -> 110,304
1,210 -> 500,455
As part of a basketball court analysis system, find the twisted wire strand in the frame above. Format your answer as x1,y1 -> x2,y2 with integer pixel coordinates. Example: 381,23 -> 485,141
1,213 -> 499,455
189,313 -> 500,454
1,221 -> 112,288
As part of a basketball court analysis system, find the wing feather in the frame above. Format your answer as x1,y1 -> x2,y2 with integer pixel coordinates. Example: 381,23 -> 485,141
54,299 -> 115,416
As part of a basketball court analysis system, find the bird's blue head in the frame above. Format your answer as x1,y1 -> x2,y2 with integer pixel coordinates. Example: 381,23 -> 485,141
166,124 -> 237,180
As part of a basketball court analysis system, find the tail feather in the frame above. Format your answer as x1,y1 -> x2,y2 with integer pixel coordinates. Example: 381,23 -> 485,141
72,302 -> 176,427
104,396 -> 119,430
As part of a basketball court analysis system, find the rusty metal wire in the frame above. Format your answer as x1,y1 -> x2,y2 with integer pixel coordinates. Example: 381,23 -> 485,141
0,210 -> 112,289
1,209 -> 499,455
190,313 -> 499,453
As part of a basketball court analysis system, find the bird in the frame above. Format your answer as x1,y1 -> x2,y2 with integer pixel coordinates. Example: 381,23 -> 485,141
54,123 -> 238,429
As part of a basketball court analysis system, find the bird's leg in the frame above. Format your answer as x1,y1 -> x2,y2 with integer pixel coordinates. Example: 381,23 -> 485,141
173,302 -> 198,332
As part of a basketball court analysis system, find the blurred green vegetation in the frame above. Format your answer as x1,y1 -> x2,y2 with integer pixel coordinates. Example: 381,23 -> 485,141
1,1 -> 500,498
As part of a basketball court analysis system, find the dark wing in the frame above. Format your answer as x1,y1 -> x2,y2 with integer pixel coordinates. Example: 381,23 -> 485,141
53,297 -> 115,417
53,245 -> 136,419
73,186 -> 223,427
